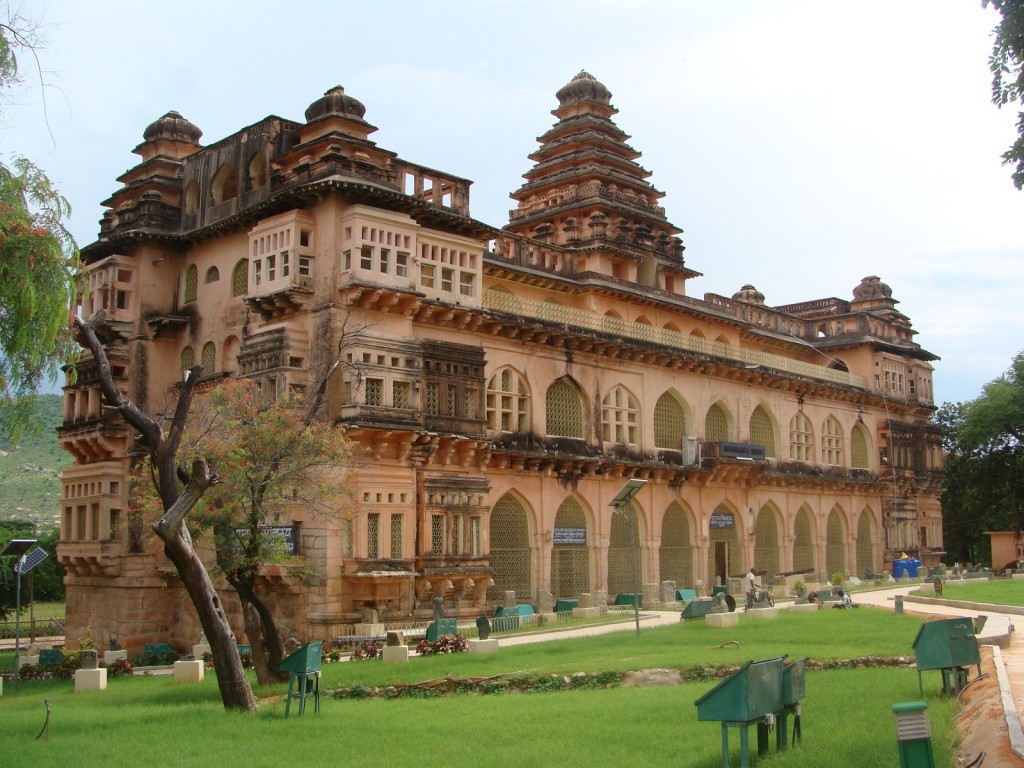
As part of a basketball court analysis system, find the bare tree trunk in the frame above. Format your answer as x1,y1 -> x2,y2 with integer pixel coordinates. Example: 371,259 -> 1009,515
75,312 -> 257,712
240,591 -> 288,686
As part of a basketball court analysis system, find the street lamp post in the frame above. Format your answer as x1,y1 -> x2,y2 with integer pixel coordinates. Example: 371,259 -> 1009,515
610,479 -> 647,637
2,538 -> 38,691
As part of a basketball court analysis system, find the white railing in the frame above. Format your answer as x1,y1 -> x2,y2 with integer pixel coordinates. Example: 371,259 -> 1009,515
482,289 -> 868,390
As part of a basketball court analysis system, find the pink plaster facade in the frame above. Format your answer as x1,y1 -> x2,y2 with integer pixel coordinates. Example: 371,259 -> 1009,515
57,75 -> 943,654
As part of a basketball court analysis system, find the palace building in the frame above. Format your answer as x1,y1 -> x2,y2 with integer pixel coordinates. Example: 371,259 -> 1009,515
57,72 -> 943,651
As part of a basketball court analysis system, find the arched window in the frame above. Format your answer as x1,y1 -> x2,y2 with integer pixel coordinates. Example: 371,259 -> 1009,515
789,413 -> 813,462
822,416 -> 844,466
607,501 -> 642,597
792,506 -> 815,573
856,508 -> 876,577
201,342 -> 216,376
825,507 -> 846,578
487,493 -> 533,602
248,152 -> 267,189
704,402 -> 729,443
546,379 -> 585,439
231,259 -> 248,297
851,423 -> 870,469
486,368 -> 529,433
749,405 -> 777,458
752,506 -> 780,578
205,266 -> 220,284
180,346 -> 194,371
211,163 -> 238,203
183,181 -> 199,214
602,386 -> 639,446
183,265 -> 198,303
653,392 -> 688,450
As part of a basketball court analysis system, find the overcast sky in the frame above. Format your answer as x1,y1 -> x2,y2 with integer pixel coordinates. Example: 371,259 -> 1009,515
5,0 -> 1021,406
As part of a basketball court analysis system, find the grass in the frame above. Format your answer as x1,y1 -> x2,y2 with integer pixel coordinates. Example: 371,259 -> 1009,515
920,578 -> 1024,606
0,608 -> 964,768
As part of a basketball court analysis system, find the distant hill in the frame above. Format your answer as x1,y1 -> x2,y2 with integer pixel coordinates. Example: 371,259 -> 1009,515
0,395 -> 70,529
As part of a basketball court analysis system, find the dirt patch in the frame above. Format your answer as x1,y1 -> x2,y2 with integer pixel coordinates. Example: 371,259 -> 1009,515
955,646 -> 1024,768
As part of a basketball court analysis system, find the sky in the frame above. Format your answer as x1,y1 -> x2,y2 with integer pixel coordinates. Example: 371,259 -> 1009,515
4,0 -> 1021,406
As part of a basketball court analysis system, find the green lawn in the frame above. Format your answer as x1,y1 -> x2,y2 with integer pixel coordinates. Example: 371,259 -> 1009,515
0,608 -> 963,768
919,578 -> 1024,606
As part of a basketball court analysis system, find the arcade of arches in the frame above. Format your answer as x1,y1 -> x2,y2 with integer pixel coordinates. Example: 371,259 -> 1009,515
486,491 -> 878,601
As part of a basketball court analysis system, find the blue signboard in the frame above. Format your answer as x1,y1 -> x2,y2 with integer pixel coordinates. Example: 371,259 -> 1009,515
709,513 -> 734,530
553,527 -> 586,545
233,525 -> 299,554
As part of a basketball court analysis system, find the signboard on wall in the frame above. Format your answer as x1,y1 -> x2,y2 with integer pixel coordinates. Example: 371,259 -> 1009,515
553,527 -> 587,545
709,513 -> 735,530
233,525 -> 299,555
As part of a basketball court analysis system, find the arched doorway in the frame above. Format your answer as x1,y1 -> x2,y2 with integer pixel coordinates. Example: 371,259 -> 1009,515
550,497 -> 590,598
855,508 -> 876,578
487,493 -> 533,602
707,505 -> 739,586
753,504 -> 781,580
659,502 -> 694,588
793,506 -> 816,573
825,506 -> 847,579
607,503 -> 643,598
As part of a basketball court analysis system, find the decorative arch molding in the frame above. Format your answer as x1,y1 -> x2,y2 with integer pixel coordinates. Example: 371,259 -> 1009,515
487,491 -> 535,602
704,401 -> 733,443
546,377 -> 587,439
659,500 -> 695,588
825,505 -> 848,579
550,495 -> 592,598
792,505 -> 816,573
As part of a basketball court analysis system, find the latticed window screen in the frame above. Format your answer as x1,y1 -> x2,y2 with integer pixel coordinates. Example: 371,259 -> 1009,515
205,266 -> 220,283
425,383 -> 440,415
653,393 -> 687,450
749,406 -> 776,458
393,381 -> 411,409
180,346 -> 194,371
546,380 -> 585,438
487,368 -> 529,433
850,425 -> 869,469
469,516 -> 481,557
184,264 -> 198,303
789,413 -> 812,462
451,515 -> 463,555
856,510 -> 875,576
201,342 -> 216,376
487,493 -> 532,601
431,514 -> 444,554
753,509 -> 780,580
822,417 -> 844,466
707,509 -> 739,586
659,502 -> 693,587
704,403 -> 729,443
792,508 -> 815,573
390,514 -> 403,559
367,513 -> 380,559
365,378 -> 383,406
342,518 -> 354,558
550,496 -> 590,598
825,508 -> 846,578
446,384 -> 457,416
464,388 -> 478,419
231,260 -> 248,296
607,504 -> 641,597
602,387 -> 639,446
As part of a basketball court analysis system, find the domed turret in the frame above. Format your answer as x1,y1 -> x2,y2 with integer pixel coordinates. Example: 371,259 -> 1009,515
852,276 -> 893,302
304,85 -> 367,122
555,71 -> 612,108
732,284 -> 765,305
142,111 -> 202,145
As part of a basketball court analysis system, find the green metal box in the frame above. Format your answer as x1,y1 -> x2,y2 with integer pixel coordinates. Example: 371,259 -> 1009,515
781,657 -> 808,706
695,657 -> 785,722
279,641 -> 323,675
912,618 -> 980,671
681,598 -> 715,620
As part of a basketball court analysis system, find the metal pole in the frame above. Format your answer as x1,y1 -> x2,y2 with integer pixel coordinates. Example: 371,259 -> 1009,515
627,501 -> 640,636
14,555 -> 23,691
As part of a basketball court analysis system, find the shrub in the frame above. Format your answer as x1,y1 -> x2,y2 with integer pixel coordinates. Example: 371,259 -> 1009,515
352,641 -> 382,660
416,633 -> 468,656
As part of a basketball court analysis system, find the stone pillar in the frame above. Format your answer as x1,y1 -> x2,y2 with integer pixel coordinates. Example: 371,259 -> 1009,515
660,581 -> 677,603
642,583 -> 659,607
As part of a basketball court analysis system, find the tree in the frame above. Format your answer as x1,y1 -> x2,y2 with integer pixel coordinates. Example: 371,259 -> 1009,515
938,351 -> 1024,563
985,0 -> 1024,188
175,377 -> 354,686
75,311 -> 257,712
0,8 -> 80,438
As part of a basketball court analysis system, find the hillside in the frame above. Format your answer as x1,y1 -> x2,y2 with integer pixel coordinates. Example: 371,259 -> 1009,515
0,395 -> 70,529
